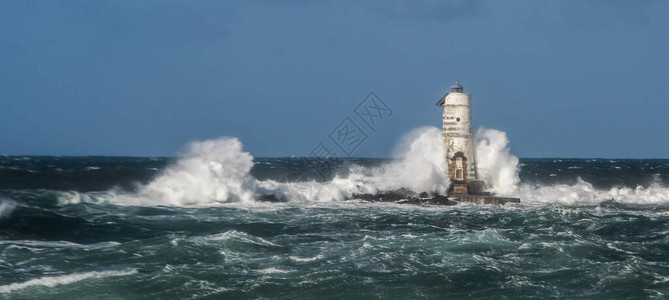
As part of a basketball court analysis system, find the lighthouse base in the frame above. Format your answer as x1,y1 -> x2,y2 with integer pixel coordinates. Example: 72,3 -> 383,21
352,185 -> 520,206
448,194 -> 520,205
446,180 -> 520,205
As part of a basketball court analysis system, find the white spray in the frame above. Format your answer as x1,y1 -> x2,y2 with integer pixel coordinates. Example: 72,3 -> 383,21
73,126 -> 669,207
515,179 -> 669,205
256,126 -> 449,202
121,137 -> 256,206
474,127 -> 521,195
369,126 -> 449,194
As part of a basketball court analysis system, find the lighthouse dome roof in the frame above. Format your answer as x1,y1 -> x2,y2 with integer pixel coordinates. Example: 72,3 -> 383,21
436,80 -> 467,106
451,81 -> 463,92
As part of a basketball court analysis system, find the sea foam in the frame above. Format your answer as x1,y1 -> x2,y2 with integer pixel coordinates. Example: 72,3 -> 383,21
516,179 -> 669,205
116,137 -> 256,206
0,269 -> 137,293
256,126 -> 449,202
474,127 -> 520,195
78,126 -> 669,206
110,127 -> 449,205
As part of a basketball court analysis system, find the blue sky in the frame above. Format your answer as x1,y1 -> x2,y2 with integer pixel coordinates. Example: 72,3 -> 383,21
1,0 -> 668,158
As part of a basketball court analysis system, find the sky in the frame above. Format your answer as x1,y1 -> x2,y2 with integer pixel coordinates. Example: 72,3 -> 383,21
1,0 -> 668,158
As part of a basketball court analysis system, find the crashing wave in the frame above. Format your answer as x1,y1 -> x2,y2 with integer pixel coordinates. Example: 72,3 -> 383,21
51,126 -> 669,207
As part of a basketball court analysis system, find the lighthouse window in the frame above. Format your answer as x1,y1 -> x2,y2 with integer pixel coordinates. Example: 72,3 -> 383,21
456,118 -> 461,122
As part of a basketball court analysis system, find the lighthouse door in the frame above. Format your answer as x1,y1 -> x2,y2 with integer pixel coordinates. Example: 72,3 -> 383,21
455,157 -> 464,181
451,152 -> 468,183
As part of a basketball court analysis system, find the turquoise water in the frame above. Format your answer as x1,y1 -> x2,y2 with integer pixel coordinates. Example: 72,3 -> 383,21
1,157 -> 668,299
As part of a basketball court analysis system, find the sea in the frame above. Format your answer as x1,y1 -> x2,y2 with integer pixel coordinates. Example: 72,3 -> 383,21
1,127 -> 668,299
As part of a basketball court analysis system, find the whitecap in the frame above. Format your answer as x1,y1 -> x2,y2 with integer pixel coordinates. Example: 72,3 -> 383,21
258,267 -> 292,274
0,199 -> 16,220
514,179 -> 669,205
202,230 -> 281,247
0,269 -> 137,293
289,255 -> 323,262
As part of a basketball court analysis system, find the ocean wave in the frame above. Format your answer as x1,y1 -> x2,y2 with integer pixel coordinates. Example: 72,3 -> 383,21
77,127 -> 450,206
0,240 -> 121,250
475,127 -> 520,195
116,137 -> 256,206
20,127 -> 669,207
0,199 -> 16,220
515,179 -> 669,205
0,269 -> 137,293
289,255 -> 324,262
253,128 -> 450,203
200,230 -> 281,248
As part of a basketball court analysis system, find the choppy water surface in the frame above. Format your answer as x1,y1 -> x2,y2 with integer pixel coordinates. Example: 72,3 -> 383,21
3,200 -> 669,299
1,144 -> 669,299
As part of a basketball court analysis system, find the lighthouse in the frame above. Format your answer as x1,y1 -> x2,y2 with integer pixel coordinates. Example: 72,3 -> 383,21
351,80 -> 520,205
354,81 -> 520,205
436,81 -> 480,195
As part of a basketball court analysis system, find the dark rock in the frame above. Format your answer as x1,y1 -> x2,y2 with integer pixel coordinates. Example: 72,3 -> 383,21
352,189 -> 458,206
256,193 -> 288,203
352,188 -> 517,206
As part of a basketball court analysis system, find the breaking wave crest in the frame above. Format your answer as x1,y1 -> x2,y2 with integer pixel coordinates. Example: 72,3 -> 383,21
115,138 -> 256,206
256,127 -> 449,202
517,179 -> 669,205
471,128 -> 669,204
54,127 -> 669,207
0,269 -> 137,293
92,127 -> 449,206
475,127 -> 520,195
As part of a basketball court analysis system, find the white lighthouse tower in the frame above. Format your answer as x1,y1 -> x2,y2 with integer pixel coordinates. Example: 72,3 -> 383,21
436,81 -> 478,195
